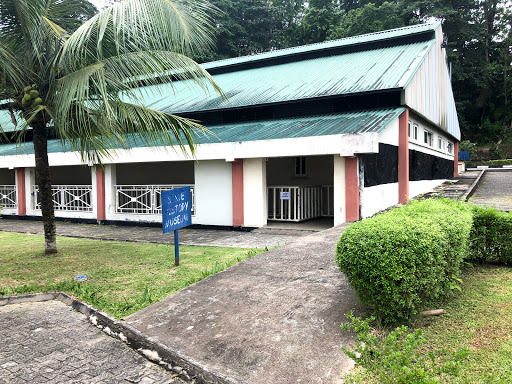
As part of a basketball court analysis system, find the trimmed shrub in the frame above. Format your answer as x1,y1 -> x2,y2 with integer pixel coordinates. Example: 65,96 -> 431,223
469,206 -> 512,265
335,199 -> 473,324
487,159 -> 512,167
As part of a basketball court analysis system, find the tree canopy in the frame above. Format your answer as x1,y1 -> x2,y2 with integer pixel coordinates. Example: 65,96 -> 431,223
199,0 -> 511,150
0,0 -> 222,253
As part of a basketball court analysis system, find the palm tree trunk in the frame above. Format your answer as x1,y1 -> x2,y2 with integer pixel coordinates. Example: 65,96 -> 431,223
32,122 -> 57,254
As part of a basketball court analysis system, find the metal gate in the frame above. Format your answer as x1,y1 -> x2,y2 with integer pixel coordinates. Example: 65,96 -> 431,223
267,185 -> 333,222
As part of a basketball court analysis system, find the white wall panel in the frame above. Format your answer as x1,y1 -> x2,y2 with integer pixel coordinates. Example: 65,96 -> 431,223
194,160 -> 233,226
361,183 -> 398,219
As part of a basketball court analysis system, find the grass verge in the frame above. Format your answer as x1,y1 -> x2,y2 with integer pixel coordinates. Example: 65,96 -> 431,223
0,232 -> 264,318
344,264 -> 512,383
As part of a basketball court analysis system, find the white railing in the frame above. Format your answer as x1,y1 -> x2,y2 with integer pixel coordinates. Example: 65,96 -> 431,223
321,185 -> 334,217
115,185 -> 195,215
34,185 -> 93,212
267,185 -> 333,222
0,185 -> 17,209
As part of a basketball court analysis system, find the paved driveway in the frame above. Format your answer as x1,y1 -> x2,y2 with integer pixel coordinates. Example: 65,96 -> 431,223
469,170 -> 512,211
0,300 -> 181,384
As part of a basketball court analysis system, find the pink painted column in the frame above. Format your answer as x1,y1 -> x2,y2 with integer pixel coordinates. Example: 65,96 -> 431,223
96,167 -> 106,221
398,109 -> 410,204
345,157 -> 359,222
15,168 -> 26,216
453,141 -> 459,177
232,159 -> 244,226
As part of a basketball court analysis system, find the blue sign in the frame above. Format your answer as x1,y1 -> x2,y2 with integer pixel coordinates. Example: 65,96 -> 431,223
459,151 -> 470,162
162,187 -> 192,234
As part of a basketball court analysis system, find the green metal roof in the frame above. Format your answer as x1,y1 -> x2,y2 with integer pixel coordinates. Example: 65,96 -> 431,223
140,41 -> 433,114
0,104 -> 19,133
0,108 -> 404,157
201,22 -> 440,70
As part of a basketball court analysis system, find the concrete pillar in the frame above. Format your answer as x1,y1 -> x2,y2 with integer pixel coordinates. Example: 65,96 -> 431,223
194,160 -> 233,226
454,141 -> 459,177
333,156 -> 346,225
232,159 -> 244,226
25,168 -> 36,215
243,158 -> 267,227
14,168 -> 26,216
95,167 -> 106,221
104,164 -> 117,220
398,109 -> 410,204
345,156 -> 359,222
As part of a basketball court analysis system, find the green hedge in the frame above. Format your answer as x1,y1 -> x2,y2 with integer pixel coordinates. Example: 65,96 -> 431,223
465,159 -> 512,168
487,159 -> 512,167
469,206 -> 512,265
335,199 -> 473,324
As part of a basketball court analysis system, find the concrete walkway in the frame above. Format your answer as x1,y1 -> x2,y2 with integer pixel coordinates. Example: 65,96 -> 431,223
126,224 -> 362,384
469,169 -> 512,211
0,219 -> 308,249
417,169 -> 482,200
0,300 -> 181,384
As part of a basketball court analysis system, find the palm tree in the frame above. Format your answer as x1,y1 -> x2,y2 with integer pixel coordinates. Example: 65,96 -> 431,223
0,0 -> 222,254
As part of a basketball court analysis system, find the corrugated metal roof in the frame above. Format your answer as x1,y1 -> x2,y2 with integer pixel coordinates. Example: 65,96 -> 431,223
0,108 -> 404,157
201,22 -> 440,70
138,41 -> 433,114
0,105 -> 20,133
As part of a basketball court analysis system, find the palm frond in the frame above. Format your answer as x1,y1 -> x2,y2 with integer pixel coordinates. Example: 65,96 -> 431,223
0,41 -> 29,91
57,100 -> 210,164
60,0 -> 219,72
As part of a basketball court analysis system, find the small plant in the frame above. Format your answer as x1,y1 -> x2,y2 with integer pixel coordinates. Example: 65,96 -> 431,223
342,312 -> 468,384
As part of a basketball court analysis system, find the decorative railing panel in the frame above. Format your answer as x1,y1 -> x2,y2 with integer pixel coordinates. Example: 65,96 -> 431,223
0,185 -> 17,209
115,185 -> 195,215
34,185 -> 92,212
267,185 -> 333,222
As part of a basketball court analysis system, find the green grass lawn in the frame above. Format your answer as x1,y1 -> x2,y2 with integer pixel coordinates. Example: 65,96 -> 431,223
345,264 -> 512,383
0,232 -> 263,318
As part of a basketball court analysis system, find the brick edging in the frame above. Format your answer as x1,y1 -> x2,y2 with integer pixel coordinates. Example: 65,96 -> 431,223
0,292 -> 236,384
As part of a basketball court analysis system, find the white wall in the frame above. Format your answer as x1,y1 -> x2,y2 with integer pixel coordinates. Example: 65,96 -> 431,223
194,160 -> 233,226
409,179 -> 446,199
378,118 -> 399,146
361,183 -> 399,218
243,158 -> 267,227
333,155 -> 346,225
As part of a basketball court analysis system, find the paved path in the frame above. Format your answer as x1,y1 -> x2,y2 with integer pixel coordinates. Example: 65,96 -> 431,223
469,170 -> 512,211
417,169 -> 482,200
0,300 -> 181,384
0,220 -> 307,249
126,224 -> 362,384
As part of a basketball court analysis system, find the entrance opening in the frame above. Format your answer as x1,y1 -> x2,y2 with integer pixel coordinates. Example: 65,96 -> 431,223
266,156 -> 334,227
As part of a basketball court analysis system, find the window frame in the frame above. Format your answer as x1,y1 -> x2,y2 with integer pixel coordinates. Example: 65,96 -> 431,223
295,156 -> 307,177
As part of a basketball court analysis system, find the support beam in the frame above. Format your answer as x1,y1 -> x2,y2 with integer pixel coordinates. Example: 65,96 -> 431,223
232,159 -> 244,226
453,141 -> 459,177
15,168 -> 26,216
333,156 -> 346,225
345,157 -> 359,222
398,109 -> 409,204
96,167 -> 106,221
243,158 -> 267,227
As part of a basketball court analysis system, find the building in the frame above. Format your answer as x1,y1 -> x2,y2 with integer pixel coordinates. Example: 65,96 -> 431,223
0,21 -> 460,228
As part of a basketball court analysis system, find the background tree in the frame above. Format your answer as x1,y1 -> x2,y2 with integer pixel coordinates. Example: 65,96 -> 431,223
0,0 -> 221,254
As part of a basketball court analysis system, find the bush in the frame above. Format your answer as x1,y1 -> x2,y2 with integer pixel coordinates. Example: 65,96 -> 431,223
469,206 -> 512,265
341,312 -> 468,384
335,199 -> 473,324
487,159 -> 512,167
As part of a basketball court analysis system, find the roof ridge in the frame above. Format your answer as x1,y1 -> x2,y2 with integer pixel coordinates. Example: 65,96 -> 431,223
201,22 -> 440,70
